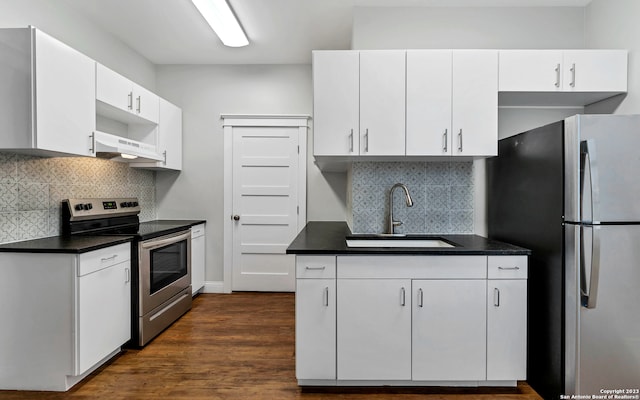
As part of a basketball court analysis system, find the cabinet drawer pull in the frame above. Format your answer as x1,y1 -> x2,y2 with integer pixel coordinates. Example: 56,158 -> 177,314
458,129 -> 463,152
125,268 -> 130,283
418,288 -> 424,308
100,254 -> 118,262
348,129 -> 354,153
127,92 -> 133,110
498,266 -> 520,270
136,96 -> 141,113
323,287 -> 329,307
442,129 -> 448,153
364,129 -> 369,153
494,288 -> 500,307
305,266 -> 326,271
554,63 -> 561,87
400,287 -> 406,306
570,63 -> 576,87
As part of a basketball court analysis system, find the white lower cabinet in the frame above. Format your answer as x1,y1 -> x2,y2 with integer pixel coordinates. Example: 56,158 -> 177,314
190,223 -> 206,295
337,279 -> 412,380
295,254 -> 528,386
412,280 -> 486,381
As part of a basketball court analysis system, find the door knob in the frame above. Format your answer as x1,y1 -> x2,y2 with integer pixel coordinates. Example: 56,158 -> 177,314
232,215 -> 240,221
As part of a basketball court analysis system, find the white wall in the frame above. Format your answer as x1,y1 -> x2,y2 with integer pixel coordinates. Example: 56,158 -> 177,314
155,64 -> 347,282
585,0 -> 640,114
0,0 -> 156,89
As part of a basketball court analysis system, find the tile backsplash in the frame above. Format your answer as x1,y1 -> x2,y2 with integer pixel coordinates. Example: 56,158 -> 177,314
0,152 -> 156,243
351,161 -> 474,234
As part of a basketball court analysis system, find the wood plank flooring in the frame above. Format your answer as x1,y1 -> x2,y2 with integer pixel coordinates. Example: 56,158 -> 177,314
0,293 -> 543,400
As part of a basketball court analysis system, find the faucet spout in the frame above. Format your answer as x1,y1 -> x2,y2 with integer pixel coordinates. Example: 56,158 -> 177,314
387,183 -> 413,235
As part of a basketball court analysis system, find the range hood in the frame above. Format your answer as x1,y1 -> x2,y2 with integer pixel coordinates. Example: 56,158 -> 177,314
93,131 -> 164,163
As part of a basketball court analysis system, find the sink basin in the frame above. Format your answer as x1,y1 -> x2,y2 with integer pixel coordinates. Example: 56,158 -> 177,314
345,235 -> 456,248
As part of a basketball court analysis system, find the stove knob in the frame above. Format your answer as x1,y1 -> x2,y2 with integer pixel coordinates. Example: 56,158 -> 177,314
74,204 -> 83,211
120,202 -> 126,208
82,204 -> 90,210
87,203 -> 93,210
132,201 -> 139,207
127,202 -> 134,207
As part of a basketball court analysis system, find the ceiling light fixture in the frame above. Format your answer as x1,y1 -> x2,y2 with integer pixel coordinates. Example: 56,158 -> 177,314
120,153 -> 138,160
191,0 -> 249,47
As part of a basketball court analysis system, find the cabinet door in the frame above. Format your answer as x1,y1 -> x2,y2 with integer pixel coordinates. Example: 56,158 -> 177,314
296,279 -> 336,380
498,50 -> 563,91
76,260 -> 131,375
312,51 -> 359,156
96,63 -> 133,115
337,279 -> 411,380
452,50 -> 497,157
563,50 -> 628,92
360,50 -> 406,156
406,50 -> 453,156
487,279 -> 527,380
158,98 -> 182,170
134,84 -> 160,123
412,280 -> 487,381
191,224 -> 205,295
34,29 -> 95,156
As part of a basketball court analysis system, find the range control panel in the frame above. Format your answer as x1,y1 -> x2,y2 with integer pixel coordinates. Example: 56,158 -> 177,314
63,197 -> 141,221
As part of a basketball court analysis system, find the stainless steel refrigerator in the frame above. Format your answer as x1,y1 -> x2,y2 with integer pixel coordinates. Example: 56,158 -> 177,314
487,114 -> 640,400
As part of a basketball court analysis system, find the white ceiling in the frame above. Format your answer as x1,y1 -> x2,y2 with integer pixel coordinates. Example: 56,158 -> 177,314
61,0 -> 593,65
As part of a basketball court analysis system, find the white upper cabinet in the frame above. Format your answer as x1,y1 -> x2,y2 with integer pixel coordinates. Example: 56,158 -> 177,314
312,51 -> 359,156
0,27 -> 95,157
131,98 -> 182,170
406,50 -> 452,156
96,63 -> 159,124
406,50 -> 497,157
359,50 -> 406,156
499,50 -> 628,106
452,50 -> 498,157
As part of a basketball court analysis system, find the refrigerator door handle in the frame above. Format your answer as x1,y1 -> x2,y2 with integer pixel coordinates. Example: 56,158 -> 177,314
580,139 -> 601,223
580,225 -> 602,309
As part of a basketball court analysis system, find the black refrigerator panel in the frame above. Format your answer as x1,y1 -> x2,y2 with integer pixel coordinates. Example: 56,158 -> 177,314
487,120 -> 565,400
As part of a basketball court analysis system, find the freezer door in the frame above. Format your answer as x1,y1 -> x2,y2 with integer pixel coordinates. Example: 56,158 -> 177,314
564,114 -> 640,223
565,224 -> 640,395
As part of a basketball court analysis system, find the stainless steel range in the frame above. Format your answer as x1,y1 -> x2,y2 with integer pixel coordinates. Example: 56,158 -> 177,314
62,197 -> 192,347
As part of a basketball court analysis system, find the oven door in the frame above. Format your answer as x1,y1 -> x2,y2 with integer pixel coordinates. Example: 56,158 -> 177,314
139,230 -> 191,315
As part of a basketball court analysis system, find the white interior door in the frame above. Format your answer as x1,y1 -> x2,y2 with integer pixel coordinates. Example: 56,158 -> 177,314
231,125 -> 302,291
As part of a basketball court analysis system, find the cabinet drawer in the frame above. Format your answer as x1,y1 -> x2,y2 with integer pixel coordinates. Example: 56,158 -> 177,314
487,256 -> 527,279
337,256 -> 487,279
78,243 -> 131,277
296,256 -> 336,279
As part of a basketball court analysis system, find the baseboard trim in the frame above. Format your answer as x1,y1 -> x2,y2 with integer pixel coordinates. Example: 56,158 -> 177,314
201,281 -> 227,293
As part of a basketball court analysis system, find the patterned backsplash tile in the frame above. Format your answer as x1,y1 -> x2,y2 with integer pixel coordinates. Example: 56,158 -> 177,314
351,161 -> 474,234
0,152 -> 156,244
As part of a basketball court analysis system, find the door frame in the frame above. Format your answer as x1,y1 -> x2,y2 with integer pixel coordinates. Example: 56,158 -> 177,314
222,114 -> 309,293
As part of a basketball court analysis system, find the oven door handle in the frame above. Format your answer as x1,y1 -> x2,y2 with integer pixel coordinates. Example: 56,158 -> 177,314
139,230 -> 191,251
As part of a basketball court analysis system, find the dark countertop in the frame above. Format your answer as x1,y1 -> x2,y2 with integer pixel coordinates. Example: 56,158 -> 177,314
0,235 -> 134,254
136,219 -> 206,240
286,221 -> 531,256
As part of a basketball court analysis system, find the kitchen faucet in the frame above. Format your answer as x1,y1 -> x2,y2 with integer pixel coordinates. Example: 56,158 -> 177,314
387,183 -> 413,235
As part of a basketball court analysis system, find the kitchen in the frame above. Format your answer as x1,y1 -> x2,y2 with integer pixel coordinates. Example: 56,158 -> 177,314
0,0 -> 639,399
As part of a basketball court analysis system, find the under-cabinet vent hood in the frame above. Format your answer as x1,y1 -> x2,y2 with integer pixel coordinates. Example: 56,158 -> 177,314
93,131 -> 163,163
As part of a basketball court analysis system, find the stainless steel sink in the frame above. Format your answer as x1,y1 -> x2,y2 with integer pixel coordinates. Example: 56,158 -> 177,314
345,235 -> 456,248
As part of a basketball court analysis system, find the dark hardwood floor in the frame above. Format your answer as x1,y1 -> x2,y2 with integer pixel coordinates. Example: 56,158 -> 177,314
0,293 -> 543,399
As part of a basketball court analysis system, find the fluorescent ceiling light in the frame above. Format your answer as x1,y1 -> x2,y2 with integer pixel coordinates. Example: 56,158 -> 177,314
191,0 -> 249,47
120,153 -> 138,160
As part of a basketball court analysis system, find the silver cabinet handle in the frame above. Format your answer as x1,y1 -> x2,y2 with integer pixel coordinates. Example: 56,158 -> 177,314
555,63 -> 561,88
100,254 -> 118,262
581,225 -> 601,309
136,96 -> 141,113
305,266 -> 326,271
400,287 -> 406,306
494,288 -> 500,307
457,129 -> 463,152
570,63 -> 576,87
348,129 -> 354,153
442,129 -> 448,153
498,266 -> 520,271
128,92 -> 133,110
89,132 -> 95,154
418,288 -> 424,308
323,287 -> 329,307
163,150 -> 167,166
125,268 -> 130,283
363,129 -> 369,153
